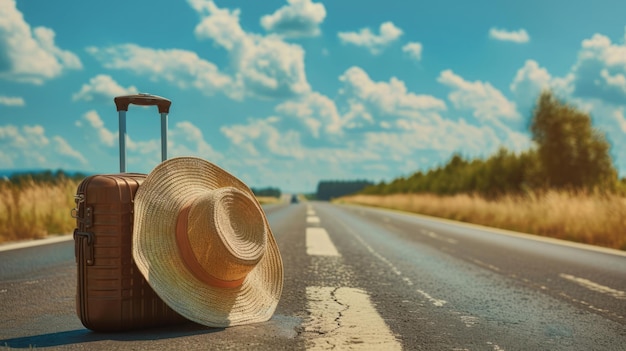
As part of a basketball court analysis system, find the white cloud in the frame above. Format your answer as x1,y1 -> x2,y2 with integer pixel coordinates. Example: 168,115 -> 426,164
221,117 -> 306,159
80,110 -> 117,147
402,42 -> 423,61
438,69 -> 520,123
170,121 -> 223,161
510,60 -> 552,97
338,21 -> 403,55
0,123 -> 86,168
509,59 -> 575,111
72,75 -> 139,102
53,136 -> 87,165
614,107 -> 626,134
571,31 -> 626,104
87,44 -> 237,99
275,92 -> 343,138
213,66 -> 536,189
579,33 -> 626,66
260,0 -> 326,38
190,0 -> 311,99
600,69 -> 626,95
0,0 -> 82,84
123,121 -> 224,165
488,27 -> 530,43
365,119 -> 499,158
238,67 -> 532,185
340,66 -> 446,124
75,111 -> 223,170
0,95 -> 24,106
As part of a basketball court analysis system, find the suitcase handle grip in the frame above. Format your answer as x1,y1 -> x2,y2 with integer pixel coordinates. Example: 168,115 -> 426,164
114,94 -> 171,114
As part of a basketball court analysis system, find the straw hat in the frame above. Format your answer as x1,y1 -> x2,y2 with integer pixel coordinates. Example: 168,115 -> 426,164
132,157 -> 283,327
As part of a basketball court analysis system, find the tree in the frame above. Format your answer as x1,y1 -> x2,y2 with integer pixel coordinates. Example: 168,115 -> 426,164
530,91 -> 616,190
316,180 -> 374,200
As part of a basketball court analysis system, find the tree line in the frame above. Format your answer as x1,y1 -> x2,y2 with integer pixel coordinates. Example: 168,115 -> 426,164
316,180 -> 374,200
251,187 -> 282,198
362,91 -> 625,197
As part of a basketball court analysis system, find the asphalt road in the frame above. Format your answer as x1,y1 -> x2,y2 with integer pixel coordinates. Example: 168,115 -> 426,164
1,201 -> 625,350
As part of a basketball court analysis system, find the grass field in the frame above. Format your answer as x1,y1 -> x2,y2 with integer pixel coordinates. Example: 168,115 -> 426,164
0,178 -> 79,243
337,191 -> 626,251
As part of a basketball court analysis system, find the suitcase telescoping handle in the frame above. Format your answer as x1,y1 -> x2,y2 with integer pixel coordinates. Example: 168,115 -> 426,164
114,94 -> 172,173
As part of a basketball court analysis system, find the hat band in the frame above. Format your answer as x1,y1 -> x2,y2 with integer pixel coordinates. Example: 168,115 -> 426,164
176,203 -> 245,289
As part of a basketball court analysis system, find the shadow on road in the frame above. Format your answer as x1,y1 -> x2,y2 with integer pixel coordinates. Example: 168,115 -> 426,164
0,322 -> 222,348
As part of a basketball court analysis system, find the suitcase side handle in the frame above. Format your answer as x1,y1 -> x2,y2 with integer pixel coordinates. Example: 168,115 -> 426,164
114,93 -> 170,173
114,94 -> 171,114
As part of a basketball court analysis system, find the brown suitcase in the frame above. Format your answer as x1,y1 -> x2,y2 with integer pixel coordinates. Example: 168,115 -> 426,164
73,94 -> 187,332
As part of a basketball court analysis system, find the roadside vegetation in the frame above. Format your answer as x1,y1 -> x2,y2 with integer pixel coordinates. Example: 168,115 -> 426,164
0,174 -> 80,243
338,91 -> 626,250
339,191 -> 626,250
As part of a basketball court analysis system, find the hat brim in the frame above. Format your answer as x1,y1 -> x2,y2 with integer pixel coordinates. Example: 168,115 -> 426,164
132,157 -> 283,327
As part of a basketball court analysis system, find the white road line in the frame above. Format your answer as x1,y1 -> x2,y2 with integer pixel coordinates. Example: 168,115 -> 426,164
420,229 -> 458,245
306,227 -> 340,257
307,216 -> 321,224
487,341 -> 506,351
307,210 -> 316,216
459,315 -> 479,328
468,258 -> 501,272
416,289 -> 447,307
0,234 -> 73,252
339,221 -> 452,308
349,229 -> 405,279
560,273 -> 626,300
303,286 -> 402,350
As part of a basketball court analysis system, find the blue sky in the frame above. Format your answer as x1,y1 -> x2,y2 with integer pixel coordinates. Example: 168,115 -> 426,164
1,0 -> 626,192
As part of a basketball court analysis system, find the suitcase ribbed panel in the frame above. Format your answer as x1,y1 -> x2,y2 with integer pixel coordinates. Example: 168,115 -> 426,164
75,174 -> 187,332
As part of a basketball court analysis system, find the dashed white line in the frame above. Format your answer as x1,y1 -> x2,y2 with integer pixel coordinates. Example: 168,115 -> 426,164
338,221 -> 452,309
469,258 -> 501,272
420,229 -> 458,245
416,289 -> 447,307
303,286 -> 402,350
348,229 -> 405,279
307,216 -> 321,224
459,315 -> 479,328
306,227 -> 340,257
487,341 -> 506,351
560,273 -> 626,300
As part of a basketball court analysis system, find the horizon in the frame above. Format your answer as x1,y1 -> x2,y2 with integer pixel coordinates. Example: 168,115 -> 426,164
1,0 -> 626,193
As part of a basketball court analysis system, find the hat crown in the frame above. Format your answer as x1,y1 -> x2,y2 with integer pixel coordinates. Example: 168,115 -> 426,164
182,187 -> 267,285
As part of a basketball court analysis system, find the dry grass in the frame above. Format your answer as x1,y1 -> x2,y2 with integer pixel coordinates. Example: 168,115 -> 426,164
337,191 -> 626,251
0,178 -> 79,244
